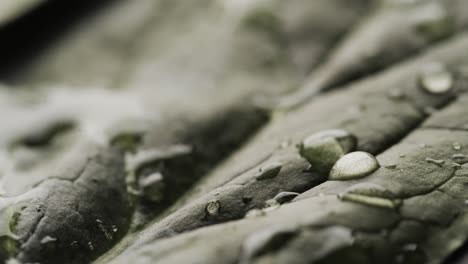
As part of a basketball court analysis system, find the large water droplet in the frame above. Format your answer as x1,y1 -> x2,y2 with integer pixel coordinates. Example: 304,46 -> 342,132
344,183 -> 395,199
299,129 -> 357,174
419,63 -> 453,94
329,152 -> 380,180
338,193 -> 400,209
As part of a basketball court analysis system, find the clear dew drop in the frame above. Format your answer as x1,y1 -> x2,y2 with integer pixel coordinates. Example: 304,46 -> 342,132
329,152 -> 380,180
254,162 -> 282,180
205,200 -> 220,216
272,192 -> 299,204
112,225 -> 118,233
88,241 -> 94,251
419,63 -> 453,95
299,129 -> 357,174
425,158 -> 445,167
139,172 -> 165,203
338,193 -> 400,209
340,183 -> 400,209
40,235 -> 57,244
453,142 -> 462,150
344,183 -> 395,199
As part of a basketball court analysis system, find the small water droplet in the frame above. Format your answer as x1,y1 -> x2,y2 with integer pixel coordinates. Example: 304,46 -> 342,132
70,241 -> 79,248
254,162 -> 282,180
112,225 -> 118,233
40,235 -> 57,244
205,200 -> 220,216
425,158 -> 445,167
329,152 -> 380,180
419,63 -> 453,94
403,243 -> 418,252
299,130 -> 357,174
139,172 -> 165,202
273,192 -> 299,204
453,142 -> 462,150
88,241 -> 94,251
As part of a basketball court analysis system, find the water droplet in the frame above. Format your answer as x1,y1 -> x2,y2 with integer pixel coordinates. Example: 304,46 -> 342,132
205,200 -> 220,216
240,227 -> 297,264
329,152 -> 380,180
254,162 -> 282,180
419,63 -> 453,94
139,172 -> 165,202
40,235 -> 57,244
453,142 -> 462,150
403,243 -> 418,252
273,192 -> 299,204
425,158 -> 445,167
112,225 -> 118,233
299,130 -> 357,174
344,183 -> 395,199
70,241 -> 79,248
88,241 -> 94,251
452,153 -> 465,159
338,193 -> 400,209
